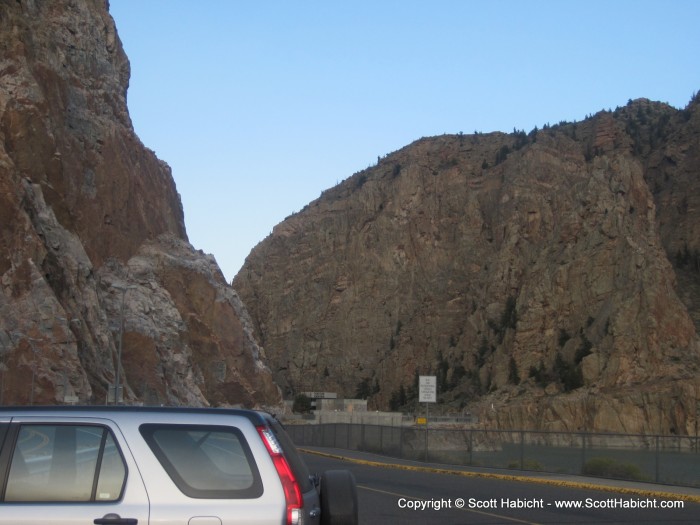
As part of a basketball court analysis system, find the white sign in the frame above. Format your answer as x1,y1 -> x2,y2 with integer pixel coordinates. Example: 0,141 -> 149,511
107,384 -> 123,404
302,392 -> 338,399
419,375 -> 437,403
63,394 -> 80,405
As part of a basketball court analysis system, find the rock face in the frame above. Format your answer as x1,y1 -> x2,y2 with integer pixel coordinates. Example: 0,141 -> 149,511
234,96 -> 700,433
0,1 -> 281,408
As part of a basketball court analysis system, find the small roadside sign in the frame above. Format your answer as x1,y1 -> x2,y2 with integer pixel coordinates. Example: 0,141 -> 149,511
419,375 -> 437,403
107,384 -> 123,404
63,394 -> 80,404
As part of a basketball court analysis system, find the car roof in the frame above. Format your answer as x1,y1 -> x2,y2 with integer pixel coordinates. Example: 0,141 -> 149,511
0,405 -> 276,426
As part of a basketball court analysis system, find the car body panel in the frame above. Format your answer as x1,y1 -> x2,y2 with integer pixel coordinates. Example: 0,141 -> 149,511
119,412 -> 287,525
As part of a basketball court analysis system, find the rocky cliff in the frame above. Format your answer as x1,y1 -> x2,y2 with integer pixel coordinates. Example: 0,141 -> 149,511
0,0 -> 281,407
234,95 -> 700,433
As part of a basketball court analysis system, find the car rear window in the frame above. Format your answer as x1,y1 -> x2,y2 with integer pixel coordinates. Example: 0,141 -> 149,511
140,424 -> 263,499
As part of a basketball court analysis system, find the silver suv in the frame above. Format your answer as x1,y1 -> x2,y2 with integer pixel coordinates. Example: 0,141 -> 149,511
0,406 -> 357,525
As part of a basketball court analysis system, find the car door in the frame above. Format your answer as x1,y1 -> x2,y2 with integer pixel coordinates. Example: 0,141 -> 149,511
0,416 -> 149,525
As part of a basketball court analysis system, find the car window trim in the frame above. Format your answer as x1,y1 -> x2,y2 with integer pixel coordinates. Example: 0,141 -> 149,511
0,423 -> 8,452
90,427 -> 109,502
0,423 -> 19,502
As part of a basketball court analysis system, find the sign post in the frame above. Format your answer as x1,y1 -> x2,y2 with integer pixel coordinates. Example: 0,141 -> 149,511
419,375 -> 436,461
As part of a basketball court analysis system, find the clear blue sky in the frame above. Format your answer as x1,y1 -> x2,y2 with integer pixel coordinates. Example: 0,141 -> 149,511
109,0 -> 700,282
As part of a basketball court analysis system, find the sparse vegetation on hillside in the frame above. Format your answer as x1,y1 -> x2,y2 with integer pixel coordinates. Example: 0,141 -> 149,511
292,394 -> 312,414
488,296 -> 518,344
554,352 -> 584,392
675,244 -> 700,274
508,356 -> 520,385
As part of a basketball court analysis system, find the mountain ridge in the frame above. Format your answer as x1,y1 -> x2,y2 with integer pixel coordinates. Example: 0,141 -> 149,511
234,95 -> 700,433
0,0 -> 281,408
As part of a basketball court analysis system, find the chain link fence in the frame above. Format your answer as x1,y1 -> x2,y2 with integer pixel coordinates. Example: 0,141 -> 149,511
286,423 -> 700,488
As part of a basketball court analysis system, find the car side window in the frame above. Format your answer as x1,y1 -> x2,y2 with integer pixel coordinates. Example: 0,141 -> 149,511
140,424 -> 263,499
3,424 -> 127,503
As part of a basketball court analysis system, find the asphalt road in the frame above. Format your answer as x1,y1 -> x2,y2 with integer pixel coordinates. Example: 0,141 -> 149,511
302,450 -> 700,524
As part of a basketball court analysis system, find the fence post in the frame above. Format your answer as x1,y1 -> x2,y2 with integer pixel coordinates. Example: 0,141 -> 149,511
581,432 -> 586,475
469,430 -> 473,466
520,430 -> 525,470
655,435 -> 660,483
424,423 -> 429,462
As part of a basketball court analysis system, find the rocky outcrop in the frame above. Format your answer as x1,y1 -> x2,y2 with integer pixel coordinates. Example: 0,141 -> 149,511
0,1 -> 281,407
97,235 -> 281,407
234,96 -> 700,433
638,98 -> 700,331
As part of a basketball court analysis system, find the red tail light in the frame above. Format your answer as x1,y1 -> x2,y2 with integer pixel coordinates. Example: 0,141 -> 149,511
257,425 -> 303,525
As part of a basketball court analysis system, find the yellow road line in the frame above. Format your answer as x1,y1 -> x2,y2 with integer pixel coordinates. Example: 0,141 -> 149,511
301,448 -> 700,505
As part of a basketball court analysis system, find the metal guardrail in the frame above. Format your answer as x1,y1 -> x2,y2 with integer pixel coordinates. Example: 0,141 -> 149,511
286,423 -> 700,488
